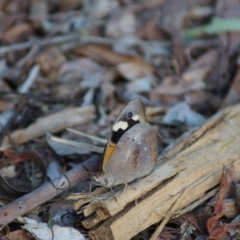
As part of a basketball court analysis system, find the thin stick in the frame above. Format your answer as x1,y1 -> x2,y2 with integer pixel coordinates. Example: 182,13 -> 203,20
18,65 -> 40,94
66,128 -> 107,144
0,33 -> 170,55
150,189 -> 187,240
0,155 -> 99,230
49,136 -> 104,154
175,188 -> 218,217
0,34 -> 79,54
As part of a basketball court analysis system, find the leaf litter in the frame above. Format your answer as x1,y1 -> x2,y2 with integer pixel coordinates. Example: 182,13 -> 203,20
0,0 -> 240,239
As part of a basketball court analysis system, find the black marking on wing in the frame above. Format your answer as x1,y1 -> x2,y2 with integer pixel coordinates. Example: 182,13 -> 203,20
111,119 -> 140,144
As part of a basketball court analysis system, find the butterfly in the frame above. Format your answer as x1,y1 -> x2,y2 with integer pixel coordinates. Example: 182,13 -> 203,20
93,99 -> 158,187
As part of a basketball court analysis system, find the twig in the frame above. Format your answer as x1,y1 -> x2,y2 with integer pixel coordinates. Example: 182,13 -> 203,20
18,65 -> 40,94
66,128 -> 107,144
0,155 -> 99,230
49,136 -> 104,154
0,91 -> 83,104
175,188 -> 218,217
0,34 -> 79,54
0,65 -> 40,145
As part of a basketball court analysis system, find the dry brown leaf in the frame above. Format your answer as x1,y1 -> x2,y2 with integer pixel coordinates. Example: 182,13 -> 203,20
1,22 -> 33,44
117,60 -> 154,80
73,44 -> 138,65
36,47 -> 66,79
207,225 -> 228,240
182,68 -> 208,85
181,213 -> 201,232
150,77 -> 179,100
0,149 -> 36,165
187,49 -> 218,72
0,229 -> 33,240
0,16 -> 15,36
207,167 -> 227,237
137,17 -> 165,40
0,100 -> 14,112
53,82 -> 80,98
150,62 -> 210,103
58,0 -> 83,11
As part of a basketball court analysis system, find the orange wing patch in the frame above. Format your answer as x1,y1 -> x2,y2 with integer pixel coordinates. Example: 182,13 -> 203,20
101,142 -> 116,171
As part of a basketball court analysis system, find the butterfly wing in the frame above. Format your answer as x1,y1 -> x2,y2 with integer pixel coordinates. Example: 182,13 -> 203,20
101,99 -> 146,172
103,123 -> 158,185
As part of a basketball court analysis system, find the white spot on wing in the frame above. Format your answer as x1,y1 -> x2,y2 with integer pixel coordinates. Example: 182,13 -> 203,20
113,121 -> 128,131
132,115 -> 139,121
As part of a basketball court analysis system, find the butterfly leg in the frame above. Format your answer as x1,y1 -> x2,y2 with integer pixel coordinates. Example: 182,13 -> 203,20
123,182 -> 136,192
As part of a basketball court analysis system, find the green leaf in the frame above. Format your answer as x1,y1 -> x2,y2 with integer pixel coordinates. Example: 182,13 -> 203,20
184,17 -> 240,38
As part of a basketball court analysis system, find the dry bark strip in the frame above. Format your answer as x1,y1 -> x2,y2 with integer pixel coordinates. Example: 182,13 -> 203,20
1,105 -> 95,149
82,104 -> 240,240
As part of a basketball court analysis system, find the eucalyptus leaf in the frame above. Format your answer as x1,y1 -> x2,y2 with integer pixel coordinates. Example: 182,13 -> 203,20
184,17 -> 240,38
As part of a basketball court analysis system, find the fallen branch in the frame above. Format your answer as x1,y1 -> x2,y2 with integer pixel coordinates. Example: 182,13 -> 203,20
0,155 -> 99,230
81,104 -> 240,240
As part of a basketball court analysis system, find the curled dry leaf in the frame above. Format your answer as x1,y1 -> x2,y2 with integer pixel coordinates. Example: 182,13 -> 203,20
206,167 -> 229,239
36,47 -> 66,79
207,225 -> 228,240
1,148 -> 33,164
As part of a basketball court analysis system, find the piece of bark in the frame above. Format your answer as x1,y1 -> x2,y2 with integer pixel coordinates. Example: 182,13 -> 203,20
1,105 -> 95,149
0,155 -> 99,230
81,104 -> 240,240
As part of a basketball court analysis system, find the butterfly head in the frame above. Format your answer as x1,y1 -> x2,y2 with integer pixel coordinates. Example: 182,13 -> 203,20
100,98 -> 147,173
92,173 -> 119,188
113,98 -> 146,130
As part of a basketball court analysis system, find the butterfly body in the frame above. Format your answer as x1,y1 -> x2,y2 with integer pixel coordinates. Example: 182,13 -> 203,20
94,99 -> 158,187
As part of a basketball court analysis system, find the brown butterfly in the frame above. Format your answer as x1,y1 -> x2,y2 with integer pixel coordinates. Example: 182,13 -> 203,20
93,98 -> 158,187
